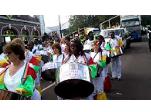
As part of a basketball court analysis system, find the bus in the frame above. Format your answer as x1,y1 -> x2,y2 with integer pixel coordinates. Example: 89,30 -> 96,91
120,15 -> 142,41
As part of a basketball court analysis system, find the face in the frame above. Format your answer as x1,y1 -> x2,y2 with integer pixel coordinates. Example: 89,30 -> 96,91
53,47 -> 60,55
28,43 -> 34,51
92,43 -> 99,51
110,32 -> 115,39
70,42 -> 77,54
64,39 -> 70,45
64,44 -> 70,54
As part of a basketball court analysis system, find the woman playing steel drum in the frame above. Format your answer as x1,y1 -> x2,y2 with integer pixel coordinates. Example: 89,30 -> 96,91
41,42 -> 64,81
90,40 -> 109,99
0,38 -> 40,100
108,32 -> 123,80
55,38 -> 95,100
25,40 -> 42,100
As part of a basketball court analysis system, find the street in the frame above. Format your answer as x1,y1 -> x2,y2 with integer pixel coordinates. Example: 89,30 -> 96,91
41,36 -> 151,100
108,37 -> 151,100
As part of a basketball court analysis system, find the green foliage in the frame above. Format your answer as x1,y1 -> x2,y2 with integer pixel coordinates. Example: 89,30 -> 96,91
68,15 -> 116,33
141,15 -> 151,26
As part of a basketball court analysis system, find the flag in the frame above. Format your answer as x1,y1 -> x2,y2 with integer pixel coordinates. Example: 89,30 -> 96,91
105,42 -> 111,51
88,57 -> 97,79
29,56 -> 41,66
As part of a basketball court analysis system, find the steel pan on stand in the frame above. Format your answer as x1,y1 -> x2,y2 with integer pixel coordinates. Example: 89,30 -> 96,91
54,62 -> 94,99
110,47 -> 123,58
41,62 -> 57,81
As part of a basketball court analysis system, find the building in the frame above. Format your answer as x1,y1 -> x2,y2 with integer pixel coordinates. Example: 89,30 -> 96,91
0,15 -> 41,43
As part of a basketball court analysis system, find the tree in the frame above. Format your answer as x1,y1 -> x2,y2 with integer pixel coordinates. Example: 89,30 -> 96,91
141,15 -> 151,26
68,15 -> 117,33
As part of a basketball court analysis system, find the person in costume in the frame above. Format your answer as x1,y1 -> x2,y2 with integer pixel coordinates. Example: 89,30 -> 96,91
40,40 -> 53,64
64,38 -> 97,99
60,37 -> 66,54
32,39 -> 41,55
62,42 -> 70,64
52,42 -> 64,68
50,42 -> 67,100
0,39 -> 41,100
41,40 -> 53,56
83,31 -> 94,53
109,32 -> 123,80
90,40 -> 108,99
24,40 -> 42,100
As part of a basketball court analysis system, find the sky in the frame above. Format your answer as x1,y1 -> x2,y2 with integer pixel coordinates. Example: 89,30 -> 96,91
44,15 -> 70,27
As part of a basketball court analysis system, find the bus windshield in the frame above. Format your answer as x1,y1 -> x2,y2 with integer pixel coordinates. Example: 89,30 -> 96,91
122,21 -> 140,27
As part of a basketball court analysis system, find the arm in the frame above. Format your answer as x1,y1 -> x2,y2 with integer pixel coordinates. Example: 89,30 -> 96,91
16,75 -> 35,96
16,57 -> 41,96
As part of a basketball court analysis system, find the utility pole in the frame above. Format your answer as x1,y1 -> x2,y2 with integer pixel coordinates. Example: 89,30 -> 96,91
58,15 -> 62,38
38,15 -> 45,36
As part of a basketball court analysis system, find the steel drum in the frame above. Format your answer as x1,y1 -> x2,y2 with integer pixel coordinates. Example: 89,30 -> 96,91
54,62 -> 94,99
110,47 -> 123,58
0,89 -> 29,100
41,55 -> 49,64
41,62 -> 57,81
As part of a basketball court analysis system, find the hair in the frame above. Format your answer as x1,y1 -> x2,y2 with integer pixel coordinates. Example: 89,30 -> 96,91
64,36 -> 70,42
11,38 -> 25,50
3,40 -> 25,60
27,41 -> 34,51
92,40 -> 99,46
92,40 -> 102,52
70,37 -> 84,56
52,42 -> 62,54
110,31 -> 115,38
34,38 -> 38,45
60,37 -> 65,44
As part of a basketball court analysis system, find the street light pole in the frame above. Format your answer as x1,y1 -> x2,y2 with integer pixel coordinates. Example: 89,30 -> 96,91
58,15 -> 62,38
109,20 -> 111,28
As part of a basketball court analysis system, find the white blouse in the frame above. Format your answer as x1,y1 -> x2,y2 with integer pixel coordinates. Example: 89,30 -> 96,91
90,50 -> 108,64
53,54 -> 64,68
4,62 -> 26,92
90,52 -> 101,63
67,53 -> 91,65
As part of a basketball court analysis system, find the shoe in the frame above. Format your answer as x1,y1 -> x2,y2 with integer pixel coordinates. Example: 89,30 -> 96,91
95,92 -> 108,100
117,78 -> 121,81
111,76 -> 117,80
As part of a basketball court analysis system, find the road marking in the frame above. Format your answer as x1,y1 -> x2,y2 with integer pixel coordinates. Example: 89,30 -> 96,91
42,82 -> 56,92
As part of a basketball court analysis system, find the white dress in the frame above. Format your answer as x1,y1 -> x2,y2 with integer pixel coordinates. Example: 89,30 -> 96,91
4,62 -> 26,92
90,52 -> 104,95
53,54 -> 64,68
67,53 -> 90,65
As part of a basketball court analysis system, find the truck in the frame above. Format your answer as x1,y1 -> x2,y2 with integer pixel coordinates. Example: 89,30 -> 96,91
120,15 -> 142,41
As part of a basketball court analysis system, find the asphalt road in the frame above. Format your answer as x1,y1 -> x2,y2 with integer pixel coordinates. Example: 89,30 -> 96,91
108,37 -> 151,100
41,37 -> 151,100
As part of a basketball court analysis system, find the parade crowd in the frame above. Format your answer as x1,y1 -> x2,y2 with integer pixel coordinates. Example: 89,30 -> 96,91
0,31 -> 123,100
